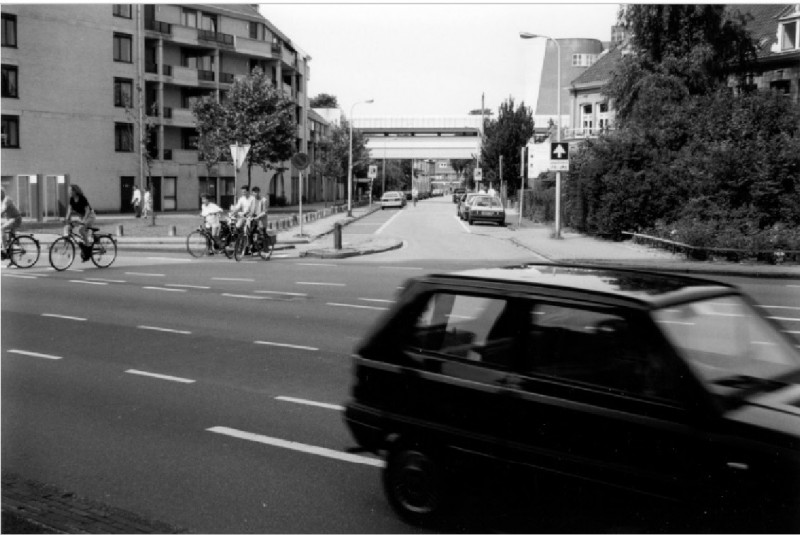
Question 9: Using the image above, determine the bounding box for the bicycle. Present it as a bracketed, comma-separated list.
[49, 221, 117, 271]
[2, 229, 41, 268]
[186, 217, 235, 259]
[233, 216, 275, 262]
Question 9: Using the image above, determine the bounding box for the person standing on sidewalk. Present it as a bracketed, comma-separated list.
[131, 186, 141, 218]
[142, 186, 152, 218]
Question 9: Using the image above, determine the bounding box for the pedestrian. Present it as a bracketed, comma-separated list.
[142, 186, 152, 217]
[488, 184, 497, 197]
[200, 194, 224, 251]
[1, 187, 23, 255]
[63, 184, 96, 262]
[131, 185, 141, 218]
[412, 187, 419, 207]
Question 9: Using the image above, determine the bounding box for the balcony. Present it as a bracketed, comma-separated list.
[563, 126, 614, 139]
[198, 70, 215, 82]
[220, 72, 235, 84]
[171, 107, 195, 127]
[145, 19, 171, 35]
[236, 36, 273, 57]
[198, 29, 234, 46]
[169, 149, 199, 164]
[171, 65, 199, 86]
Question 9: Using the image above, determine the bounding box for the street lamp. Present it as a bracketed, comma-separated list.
[520, 31, 563, 238]
[348, 98, 374, 217]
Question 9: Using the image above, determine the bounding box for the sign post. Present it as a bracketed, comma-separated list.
[292, 152, 310, 237]
[519, 146, 528, 226]
[550, 142, 569, 237]
[367, 165, 378, 206]
[230, 142, 251, 193]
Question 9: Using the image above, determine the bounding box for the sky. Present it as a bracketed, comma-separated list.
[258, 2, 621, 118]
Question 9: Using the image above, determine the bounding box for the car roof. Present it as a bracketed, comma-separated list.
[424, 263, 737, 309]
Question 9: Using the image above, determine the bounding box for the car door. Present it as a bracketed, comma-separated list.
[502, 297, 704, 500]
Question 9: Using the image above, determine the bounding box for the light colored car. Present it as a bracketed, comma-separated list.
[467, 195, 505, 226]
[457, 193, 488, 220]
[381, 191, 405, 210]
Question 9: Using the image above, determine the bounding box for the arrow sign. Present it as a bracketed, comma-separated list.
[551, 142, 569, 160]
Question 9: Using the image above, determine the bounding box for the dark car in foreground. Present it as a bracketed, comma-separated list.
[344, 264, 800, 529]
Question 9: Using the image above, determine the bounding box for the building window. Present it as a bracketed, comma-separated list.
[113, 78, 133, 108]
[770, 79, 791, 95]
[2, 115, 20, 148]
[163, 177, 177, 211]
[181, 129, 198, 150]
[780, 21, 798, 51]
[200, 13, 217, 32]
[115, 122, 134, 152]
[113, 33, 132, 63]
[2, 14, 17, 48]
[2, 65, 18, 98]
[112, 5, 132, 19]
[581, 104, 594, 134]
[571, 53, 597, 67]
[182, 8, 197, 28]
[249, 21, 259, 39]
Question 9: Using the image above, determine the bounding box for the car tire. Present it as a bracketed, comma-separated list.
[468, 218, 474, 225]
[383, 442, 448, 527]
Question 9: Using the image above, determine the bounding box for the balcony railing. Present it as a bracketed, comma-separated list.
[220, 72, 235, 84]
[145, 19, 171, 34]
[198, 29, 234, 46]
[563, 126, 614, 139]
[198, 70, 215, 82]
[145, 63, 172, 76]
[271, 42, 281, 54]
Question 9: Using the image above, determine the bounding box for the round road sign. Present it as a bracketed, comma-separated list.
[292, 152, 310, 170]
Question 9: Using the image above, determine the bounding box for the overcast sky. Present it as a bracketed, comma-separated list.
[259, 2, 622, 118]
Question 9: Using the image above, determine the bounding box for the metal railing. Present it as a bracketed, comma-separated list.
[145, 19, 171, 34]
[563, 126, 615, 139]
[220, 72, 235, 84]
[198, 29, 234, 46]
[198, 70, 214, 82]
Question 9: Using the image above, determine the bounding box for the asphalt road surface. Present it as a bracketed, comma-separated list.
[3, 198, 799, 533]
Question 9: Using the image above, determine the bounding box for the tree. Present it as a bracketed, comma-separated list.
[311, 120, 371, 203]
[192, 67, 295, 189]
[124, 82, 158, 225]
[310, 93, 339, 108]
[479, 97, 535, 196]
[449, 159, 472, 183]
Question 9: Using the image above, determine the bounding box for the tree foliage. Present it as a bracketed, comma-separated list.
[192, 67, 295, 188]
[480, 97, 535, 195]
[310, 120, 371, 201]
[310, 93, 339, 108]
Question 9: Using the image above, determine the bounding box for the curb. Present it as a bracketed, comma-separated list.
[300, 239, 404, 259]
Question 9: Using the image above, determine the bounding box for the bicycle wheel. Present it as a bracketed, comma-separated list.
[49, 237, 75, 271]
[257, 233, 273, 261]
[8, 235, 41, 268]
[90, 235, 117, 268]
[233, 234, 248, 262]
[186, 230, 210, 258]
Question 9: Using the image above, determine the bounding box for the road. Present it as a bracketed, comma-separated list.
[3, 196, 799, 533]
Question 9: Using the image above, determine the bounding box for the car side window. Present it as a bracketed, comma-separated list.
[410, 292, 516, 368]
[524, 303, 679, 401]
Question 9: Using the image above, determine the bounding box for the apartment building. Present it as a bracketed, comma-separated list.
[1, 4, 311, 218]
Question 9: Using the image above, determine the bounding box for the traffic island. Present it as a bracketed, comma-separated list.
[300, 238, 403, 259]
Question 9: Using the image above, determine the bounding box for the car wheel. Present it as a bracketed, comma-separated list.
[383, 442, 448, 526]
[468, 218, 474, 225]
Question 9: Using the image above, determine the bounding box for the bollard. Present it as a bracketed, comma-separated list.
[116, 224, 124, 237]
[168, 225, 177, 237]
[333, 222, 343, 250]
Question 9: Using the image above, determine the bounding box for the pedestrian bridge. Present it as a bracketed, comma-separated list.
[353, 116, 483, 159]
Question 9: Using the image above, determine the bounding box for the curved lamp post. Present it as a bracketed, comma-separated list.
[520, 32, 562, 238]
[348, 99, 374, 216]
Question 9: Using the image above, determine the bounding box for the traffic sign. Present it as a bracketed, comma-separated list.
[368, 165, 378, 179]
[549, 161, 570, 172]
[291, 152, 310, 170]
[474, 167, 483, 181]
[551, 142, 569, 161]
[230, 143, 251, 169]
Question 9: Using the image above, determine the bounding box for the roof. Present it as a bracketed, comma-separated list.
[571, 45, 625, 86]
[733, 4, 799, 59]
[434, 263, 735, 308]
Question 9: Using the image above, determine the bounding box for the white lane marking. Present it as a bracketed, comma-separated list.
[457, 216, 472, 233]
[138, 325, 191, 335]
[70, 280, 107, 285]
[223, 293, 270, 300]
[358, 298, 395, 304]
[758, 305, 800, 311]
[145, 257, 192, 262]
[378, 266, 423, 270]
[7, 349, 62, 360]
[788, 285, 800, 289]
[297, 281, 346, 287]
[255, 340, 319, 351]
[166, 283, 210, 290]
[327, 302, 389, 311]
[2, 274, 38, 279]
[375, 210, 403, 235]
[143, 286, 187, 293]
[769, 316, 800, 322]
[213, 277, 255, 282]
[276, 396, 344, 411]
[85, 278, 126, 283]
[125, 369, 195, 384]
[125, 272, 165, 277]
[206, 426, 384, 468]
[271, 254, 290, 258]
[255, 290, 308, 297]
[42, 313, 87, 321]
[298, 263, 337, 267]
[785, 330, 800, 335]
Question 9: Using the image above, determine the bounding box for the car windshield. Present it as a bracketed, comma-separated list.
[653, 295, 800, 395]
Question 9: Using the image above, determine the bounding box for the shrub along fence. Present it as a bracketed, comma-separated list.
[623, 232, 800, 264]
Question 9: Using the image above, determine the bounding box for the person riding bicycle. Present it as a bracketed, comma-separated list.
[229, 185, 255, 230]
[63, 184, 96, 262]
[1, 187, 23, 257]
[200, 194, 224, 251]
[251, 186, 269, 240]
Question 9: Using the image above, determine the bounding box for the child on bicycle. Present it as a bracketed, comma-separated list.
[200, 194, 224, 250]
[1, 187, 22, 256]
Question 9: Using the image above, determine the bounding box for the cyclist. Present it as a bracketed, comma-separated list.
[251, 186, 269, 241]
[199, 194, 224, 251]
[1, 187, 23, 257]
[63, 184, 96, 262]
[229, 185, 255, 231]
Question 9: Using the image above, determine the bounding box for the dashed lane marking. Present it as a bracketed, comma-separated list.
[327, 302, 389, 311]
[7, 349, 63, 360]
[166, 284, 210, 290]
[254, 290, 308, 297]
[70, 280, 107, 285]
[212, 277, 255, 282]
[769, 316, 800, 322]
[143, 286, 187, 292]
[84, 277, 126, 283]
[276, 396, 344, 411]
[2, 274, 38, 279]
[297, 282, 346, 287]
[254, 340, 319, 351]
[358, 298, 394, 304]
[206, 426, 384, 468]
[42, 313, 87, 321]
[758, 305, 800, 311]
[125, 369, 195, 384]
[138, 325, 191, 335]
[124, 272, 166, 277]
[222, 293, 271, 300]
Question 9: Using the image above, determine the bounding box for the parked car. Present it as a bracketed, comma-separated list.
[344, 264, 800, 529]
[457, 193, 488, 220]
[467, 195, 505, 226]
[452, 188, 466, 203]
[380, 191, 406, 210]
